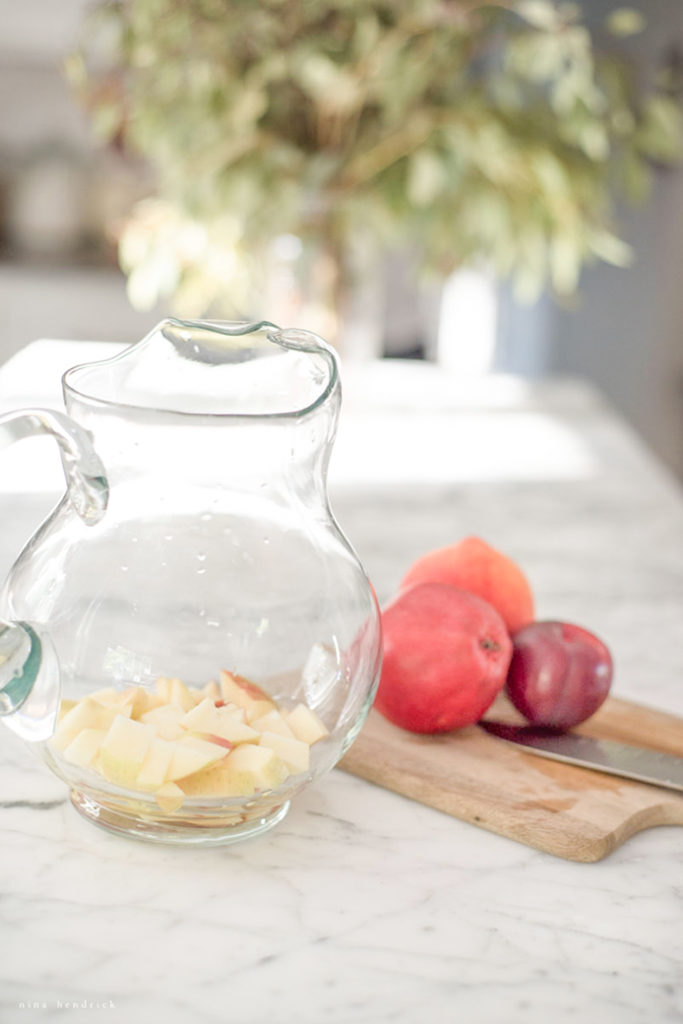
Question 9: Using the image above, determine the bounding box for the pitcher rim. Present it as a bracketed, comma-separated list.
[61, 318, 340, 421]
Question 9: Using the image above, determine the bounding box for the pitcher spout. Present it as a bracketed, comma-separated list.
[0, 620, 60, 741]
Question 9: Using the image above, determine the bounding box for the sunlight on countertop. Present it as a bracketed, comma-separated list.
[0, 340, 598, 493]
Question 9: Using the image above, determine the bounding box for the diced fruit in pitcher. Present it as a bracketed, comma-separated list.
[166, 735, 229, 781]
[98, 716, 157, 786]
[181, 698, 221, 731]
[51, 698, 131, 752]
[227, 743, 290, 789]
[285, 704, 329, 745]
[199, 679, 221, 702]
[156, 676, 197, 712]
[180, 744, 289, 797]
[57, 699, 77, 722]
[250, 709, 296, 739]
[184, 732, 234, 751]
[62, 727, 107, 769]
[181, 699, 259, 744]
[50, 670, 328, 809]
[136, 737, 177, 789]
[140, 703, 186, 740]
[219, 670, 277, 721]
[119, 686, 165, 718]
[258, 731, 310, 774]
[155, 782, 185, 813]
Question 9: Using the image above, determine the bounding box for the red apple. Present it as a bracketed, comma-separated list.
[400, 536, 534, 635]
[506, 621, 613, 729]
[375, 583, 513, 733]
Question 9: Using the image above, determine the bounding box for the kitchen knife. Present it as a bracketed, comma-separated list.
[480, 721, 683, 793]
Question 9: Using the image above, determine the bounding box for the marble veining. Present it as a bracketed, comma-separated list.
[1, 346, 682, 1023]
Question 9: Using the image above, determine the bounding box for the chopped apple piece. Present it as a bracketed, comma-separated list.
[258, 730, 310, 774]
[137, 737, 176, 789]
[140, 703, 186, 740]
[168, 678, 196, 712]
[57, 698, 77, 722]
[212, 717, 260, 744]
[155, 676, 196, 709]
[155, 782, 185, 813]
[165, 735, 228, 782]
[200, 679, 221, 702]
[251, 709, 296, 739]
[219, 670, 276, 721]
[62, 727, 107, 769]
[51, 698, 131, 752]
[285, 703, 329, 745]
[184, 731, 233, 750]
[155, 676, 173, 702]
[178, 759, 253, 797]
[120, 686, 165, 719]
[179, 744, 289, 797]
[98, 716, 157, 786]
[182, 699, 258, 744]
[226, 743, 290, 790]
[181, 697, 219, 732]
[216, 703, 247, 722]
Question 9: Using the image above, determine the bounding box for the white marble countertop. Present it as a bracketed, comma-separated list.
[1, 342, 682, 1023]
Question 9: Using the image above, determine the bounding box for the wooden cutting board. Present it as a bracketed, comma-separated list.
[338, 695, 683, 862]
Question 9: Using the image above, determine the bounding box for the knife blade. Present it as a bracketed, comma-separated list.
[479, 721, 683, 793]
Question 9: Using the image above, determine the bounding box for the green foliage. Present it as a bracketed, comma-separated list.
[71, 0, 683, 313]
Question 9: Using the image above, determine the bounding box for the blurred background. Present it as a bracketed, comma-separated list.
[1, 0, 682, 477]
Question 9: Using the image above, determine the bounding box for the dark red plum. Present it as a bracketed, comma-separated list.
[506, 621, 613, 730]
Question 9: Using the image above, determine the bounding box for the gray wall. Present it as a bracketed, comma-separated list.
[496, 1, 683, 478]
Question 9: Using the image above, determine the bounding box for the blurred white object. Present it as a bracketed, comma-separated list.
[437, 266, 498, 375]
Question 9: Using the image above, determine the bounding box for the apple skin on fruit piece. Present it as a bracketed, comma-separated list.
[375, 583, 513, 734]
[184, 731, 234, 751]
[51, 698, 132, 752]
[98, 716, 158, 786]
[506, 620, 613, 729]
[219, 670, 277, 721]
[285, 704, 329, 745]
[400, 536, 534, 635]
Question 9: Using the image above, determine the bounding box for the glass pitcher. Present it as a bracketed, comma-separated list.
[0, 319, 382, 844]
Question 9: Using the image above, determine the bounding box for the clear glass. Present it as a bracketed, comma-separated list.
[0, 319, 382, 844]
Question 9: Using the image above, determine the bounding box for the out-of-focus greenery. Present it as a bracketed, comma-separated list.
[68, 0, 682, 315]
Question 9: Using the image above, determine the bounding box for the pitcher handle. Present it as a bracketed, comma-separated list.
[0, 409, 108, 738]
[0, 408, 109, 524]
